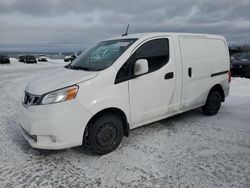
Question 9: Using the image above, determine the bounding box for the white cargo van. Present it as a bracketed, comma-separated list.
[19, 33, 230, 154]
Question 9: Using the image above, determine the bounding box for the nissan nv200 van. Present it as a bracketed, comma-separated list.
[19, 33, 230, 154]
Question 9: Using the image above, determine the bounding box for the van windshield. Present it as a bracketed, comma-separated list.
[68, 38, 137, 71]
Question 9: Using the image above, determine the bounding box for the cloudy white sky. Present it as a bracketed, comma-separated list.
[0, 0, 250, 51]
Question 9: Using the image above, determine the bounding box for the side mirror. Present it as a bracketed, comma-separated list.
[134, 59, 149, 76]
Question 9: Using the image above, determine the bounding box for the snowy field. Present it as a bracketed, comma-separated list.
[0, 59, 250, 187]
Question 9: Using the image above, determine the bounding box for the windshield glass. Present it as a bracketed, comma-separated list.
[69, 39, 137, 71]
[232, 53, 243, 59]
[239, 53, 250, 60]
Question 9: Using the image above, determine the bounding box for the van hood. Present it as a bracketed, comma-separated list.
[26, 67, 98, 95]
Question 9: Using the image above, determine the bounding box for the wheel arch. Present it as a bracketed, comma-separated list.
[85, 107, 130, 137]
[209, 84, 225, 102]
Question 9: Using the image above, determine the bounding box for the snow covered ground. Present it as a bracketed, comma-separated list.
[0, 59, 249, 187]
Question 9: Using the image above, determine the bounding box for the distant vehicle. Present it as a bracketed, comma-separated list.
[64, 55, 77, 62]
[19, 32, 230, 155]
[19, 55, 37, 64]
[231, 53, 250, 78]
[18, 56, 26, 63]
[230, 52, 244, 61]
[239, 53, 250, 61]
[0, 55, 10, 64]
[25, 56, 37, 63]
[38, 55, 48, 62]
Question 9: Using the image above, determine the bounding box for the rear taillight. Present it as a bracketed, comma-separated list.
[228, 70, 231, 83]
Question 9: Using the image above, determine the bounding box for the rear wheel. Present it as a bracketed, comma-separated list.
[84, 114, 124, 155]
[202, 90, 222, 115]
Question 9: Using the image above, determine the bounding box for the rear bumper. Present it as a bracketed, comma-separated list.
[18, 99, 93, 150]
[231, 66, 250, 77]
[224, 83, 230, 99]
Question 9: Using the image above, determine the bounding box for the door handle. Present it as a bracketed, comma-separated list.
[188, 67, 192, 77]
[164, 72, 174, 80]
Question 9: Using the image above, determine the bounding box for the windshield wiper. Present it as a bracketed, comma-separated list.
[65, 64, 97, 71]
[70, 65, 92, 71]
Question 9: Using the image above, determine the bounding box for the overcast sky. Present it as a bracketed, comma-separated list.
[0, 0, 250, 51]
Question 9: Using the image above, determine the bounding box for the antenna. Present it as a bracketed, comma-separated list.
[122, 24, 130, 37]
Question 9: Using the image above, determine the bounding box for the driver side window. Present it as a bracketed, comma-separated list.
[135, 38, 169, 73]
[115, 38, 169, 84]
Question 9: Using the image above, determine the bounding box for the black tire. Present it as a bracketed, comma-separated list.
[202, 90, 222, 115]
[244, 70, 250, 78]
[84, 114, 124, 155]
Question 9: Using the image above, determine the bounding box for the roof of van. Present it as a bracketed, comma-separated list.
[107, 32, 225, 40]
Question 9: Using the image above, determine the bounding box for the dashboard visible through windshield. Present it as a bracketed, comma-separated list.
[67, 38, 137, 71]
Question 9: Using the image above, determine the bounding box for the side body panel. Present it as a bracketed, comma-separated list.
[179, 36, 230, 111]
[207, 39, 230, 98]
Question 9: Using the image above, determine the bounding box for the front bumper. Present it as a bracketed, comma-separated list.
[18, 99, 92, 150]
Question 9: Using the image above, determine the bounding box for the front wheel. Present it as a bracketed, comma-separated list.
[202, 90, 222, 115]
[84, 114, 124, 155]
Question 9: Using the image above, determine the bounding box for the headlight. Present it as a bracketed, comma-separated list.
[41, 85, 79, 105]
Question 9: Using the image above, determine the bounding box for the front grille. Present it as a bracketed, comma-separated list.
[23, 92, 41, 106]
